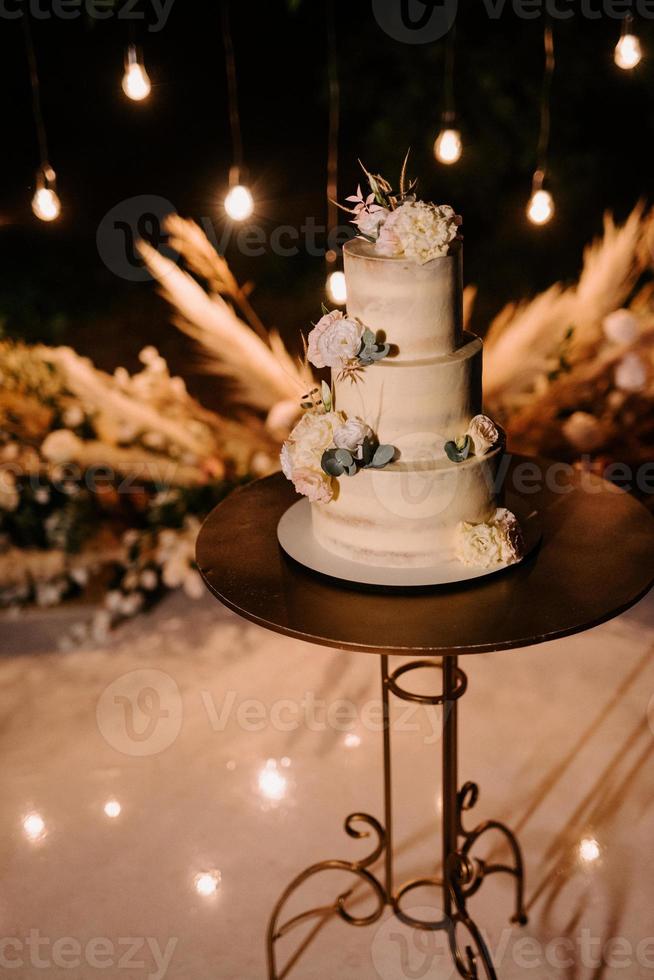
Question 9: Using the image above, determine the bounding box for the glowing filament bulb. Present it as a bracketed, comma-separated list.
[257, 760, 287, 802]
[122, 45, 151, 101]
[103, 799, 121, 819]
[32, 166, 60, 222]
[434, 128, 462, 165]
[23, 812, 47, 842]
[224, 184, 254, 221]
[527, 188, 554, 226]
[615, 32, 642, 70]
[326, 270, 346, 305]
[194, 870, 221, 897]
[578, 837, 601, 864]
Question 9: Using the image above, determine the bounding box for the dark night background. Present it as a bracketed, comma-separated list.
[3, 0, 653, 391]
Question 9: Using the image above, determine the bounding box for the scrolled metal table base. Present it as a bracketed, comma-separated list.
[267, 656, 527, 979]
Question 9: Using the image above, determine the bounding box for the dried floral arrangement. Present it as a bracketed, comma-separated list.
[481, 205, 654, 503]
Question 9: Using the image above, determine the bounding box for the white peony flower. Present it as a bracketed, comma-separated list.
[603, 309, 639, 345]
[615, 352, 648, 392]
[307, 311, 364, 369]
[456, 521, 504, 567]
[375, 200, 460, 264]
[456, 508, 523, 568]
[562, 411, 605, 452]
[292, 467, 334, 504]
[466, 415, 499, 455]
[288, 410, 342, 454]
[0, 470, 19, 512]
[333, 417, 374, 455]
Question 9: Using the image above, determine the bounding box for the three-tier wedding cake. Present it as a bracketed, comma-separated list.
[280, 163, 523, 571]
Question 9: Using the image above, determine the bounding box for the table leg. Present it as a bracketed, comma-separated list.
[266, 656, 527, 980]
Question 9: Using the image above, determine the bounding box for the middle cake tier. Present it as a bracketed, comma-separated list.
[334, 332, 482, 462]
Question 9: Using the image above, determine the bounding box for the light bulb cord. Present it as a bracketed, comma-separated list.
[442, 25, 456, 125]
[23, 11, 51, 177]
[222, 0, 244, 184]
[534, 22, 555, 189]
[326, 0, 340, 247]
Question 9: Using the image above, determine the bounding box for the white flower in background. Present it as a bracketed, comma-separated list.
[562, 411, 605, 452]
[307, 311, 364, 369]
[375, 201, 460, 264]
[333, 417, 373, 455]
[41, 429, 82, 464]
[62, 404, 84, 428]
[292, 468, 334, 504]
[615, 352, 648, 392]
[603, 309, 639, 345]
[456, 508, 523, 568]
[0, 471, 19, 512]
[466, 415, 499, 455]
[266, 399, 301, 439]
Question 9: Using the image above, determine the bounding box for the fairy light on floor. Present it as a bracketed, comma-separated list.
[258, 759, 288, 802]
[122, 44, 151, 101]
[194, 870, 222, 897]
[578, 836, 601, 865]
[103, 799, 122, 819]
[22, 812, 47, 842]
[344, 732, 361, 749]
[527, 26, 555, 228]
[615, 16, 642, 70]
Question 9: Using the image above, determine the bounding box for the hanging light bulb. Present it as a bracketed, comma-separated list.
[122, 44, 151, 101]
[615, 28, 642, 70]
[326, 270, 346, 305]
[527, 171, 554, 226]
[434, 127, 462, 165]
[224, 183, 254, 221]
[32, 165, 61, 222]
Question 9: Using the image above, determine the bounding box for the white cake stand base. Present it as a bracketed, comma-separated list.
[277, 494, 541, 588]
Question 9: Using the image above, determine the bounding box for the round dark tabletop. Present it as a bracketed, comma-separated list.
[196, 456, 654, 657]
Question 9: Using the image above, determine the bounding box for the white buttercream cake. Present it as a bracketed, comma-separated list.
[280, 168, 523, 571]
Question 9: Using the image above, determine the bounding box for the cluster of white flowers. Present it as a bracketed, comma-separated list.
[456, 508, 524, 569]
[307, 310, 364, 370]
[374, 201, 461, 264]
[280, 410, 373, 503]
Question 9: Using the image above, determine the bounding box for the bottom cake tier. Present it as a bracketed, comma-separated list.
[311, 446, 504, 568]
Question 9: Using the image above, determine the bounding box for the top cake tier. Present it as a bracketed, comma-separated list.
[343, 238, 464, 360]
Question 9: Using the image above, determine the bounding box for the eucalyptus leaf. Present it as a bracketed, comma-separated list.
[321, 450, 344, 477]
[334, 448, 354, 467]
[370, 444, 395, 468]
[444, 435, 472, 463]
[360, 436, 376, 466]
[344, 462, 358, 477]
[362, 328, 376, 347]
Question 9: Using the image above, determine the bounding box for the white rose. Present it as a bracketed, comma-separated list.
[615, 352, 647, 392]
[562, 412, 605, 452]
[41, 429, 83, 464]
[307, 311, 364, 369]
[333, 417, 374, 454]
[292, 467, 334, 504]
[456, 521, 504, 567]
[603, 309, 639, 345]
[377, 200, 460, 264]
[467, 415, 499, 455]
